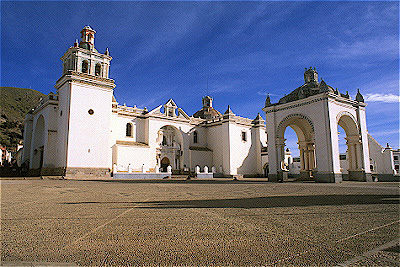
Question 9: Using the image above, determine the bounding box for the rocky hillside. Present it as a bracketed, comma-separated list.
[1, 87, 45, 148]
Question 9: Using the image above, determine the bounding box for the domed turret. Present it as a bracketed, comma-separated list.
[193, 96, 222, 120]
[304, 67, 318, 83]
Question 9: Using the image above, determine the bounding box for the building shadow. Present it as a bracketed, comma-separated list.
[61, 194, 399, 209]
[88, 179, 270, 185]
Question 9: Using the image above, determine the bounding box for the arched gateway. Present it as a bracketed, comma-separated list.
[263, 67, 372, 183]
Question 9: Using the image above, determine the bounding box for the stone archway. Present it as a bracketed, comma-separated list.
[276, 114, 315, 181]
[263, 68, 372, 183]
[337, 112, 364, 181]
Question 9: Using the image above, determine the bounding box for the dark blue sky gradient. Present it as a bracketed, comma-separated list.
[1, 1, 399, 151]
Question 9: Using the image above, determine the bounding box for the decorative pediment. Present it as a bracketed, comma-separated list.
[163, 99, 178, 117]
[149, 105, 163, 115]
[164, 99, 177, 107]
[177, 108, 190, 119]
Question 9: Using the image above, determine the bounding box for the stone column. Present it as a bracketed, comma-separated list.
[306, 142, 316, 171]
[298, 141, 312, 180]
[356, 142, 363, 170]
[298, 142, 306, 171]
[347, 135, 366, 181]
[347, 145, 353, 170]
[350, 143, 357, 169]
[276, 138, 286, 181]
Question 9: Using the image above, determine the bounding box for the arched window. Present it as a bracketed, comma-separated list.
[82, 60, 89, 73]
[95, 63, 101, 76]
[162, 136, 167, 146]
[126, 123, 132, 137]
[193, 131, 198, 143]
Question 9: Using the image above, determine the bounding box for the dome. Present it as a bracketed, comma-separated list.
[193, 107, 222, 120]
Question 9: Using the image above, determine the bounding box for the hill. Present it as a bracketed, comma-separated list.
[1, 87, 45, 148]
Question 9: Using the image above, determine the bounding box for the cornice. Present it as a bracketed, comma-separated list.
[32, 100, 59, 115]
[55, 71, 115, 91]
[61, 47, 112, 61]
[263, 92, 366, 114]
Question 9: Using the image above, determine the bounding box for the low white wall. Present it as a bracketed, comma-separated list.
[115, 145, 151, 171]
[190, 150, 213, 170]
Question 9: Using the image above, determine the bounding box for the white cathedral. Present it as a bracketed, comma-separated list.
[22, 26, 398, 182]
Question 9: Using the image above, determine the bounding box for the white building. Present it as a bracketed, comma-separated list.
[22, 26, 267, 179]
[22, 26, 398, 181]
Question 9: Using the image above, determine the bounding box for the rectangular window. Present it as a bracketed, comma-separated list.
[394, 156, 399, 160]
[241, 131, 247, 142]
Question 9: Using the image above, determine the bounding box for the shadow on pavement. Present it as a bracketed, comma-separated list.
[61, 194, 400, 209]
[84, 179, 270, 184]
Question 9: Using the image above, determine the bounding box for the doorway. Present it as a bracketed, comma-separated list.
[161, 157, 170, 172]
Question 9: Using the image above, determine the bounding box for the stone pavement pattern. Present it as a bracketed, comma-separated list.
[1, 179, 399, 266]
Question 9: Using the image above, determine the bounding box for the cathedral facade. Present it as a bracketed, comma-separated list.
[22, 26, 398, 181]
[22, 26, 267, 179]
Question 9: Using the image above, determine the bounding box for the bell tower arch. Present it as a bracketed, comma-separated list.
[263, 68, 372, 183]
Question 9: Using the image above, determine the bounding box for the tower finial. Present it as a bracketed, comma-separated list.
[304, 66, 318, 83]
[202, 95, 213, 108]
[265, 93, 271, 107]
[356, 88, 364, 102]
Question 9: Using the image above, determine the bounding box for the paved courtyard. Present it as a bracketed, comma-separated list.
[1, 179, 399, 266]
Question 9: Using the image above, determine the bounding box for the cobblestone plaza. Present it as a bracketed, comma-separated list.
[1, 179, 399, 266]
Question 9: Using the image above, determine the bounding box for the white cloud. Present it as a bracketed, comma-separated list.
[364, 93, 400, 103]
[327, 35, 398, 60]
[368, 129, 400, 137]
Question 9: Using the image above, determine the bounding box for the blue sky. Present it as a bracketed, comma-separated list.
[1, 1, 399, 154]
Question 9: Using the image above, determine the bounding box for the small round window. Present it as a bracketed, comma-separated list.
[88, 109, 94, 115]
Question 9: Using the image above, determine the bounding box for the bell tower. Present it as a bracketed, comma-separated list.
[60, 26, 111, 78]
[55, 26, 115, 178]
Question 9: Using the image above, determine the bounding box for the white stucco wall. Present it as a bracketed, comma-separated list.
[207, 123, 228, 173]
[190, 150, 213, 170]
[56, 82, 72, 168]
[229, 123, 253, 175]
[113, 145, 151, 171]
[66, 82, 113, 168]
[111, 114, 137, 143]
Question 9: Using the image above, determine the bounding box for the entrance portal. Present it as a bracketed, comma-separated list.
[161, 157, 170, 172]
[156, 125, 183, 171]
